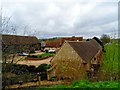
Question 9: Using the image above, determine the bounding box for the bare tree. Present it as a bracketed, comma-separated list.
[22, 24, 39, 37]
[1, 13, 27, 90]
[1, 8, 41, 89]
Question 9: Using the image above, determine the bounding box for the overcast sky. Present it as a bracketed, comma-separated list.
[1, 0, 119, 39]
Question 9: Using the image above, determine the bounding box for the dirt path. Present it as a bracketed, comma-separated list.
[5, 80, 65, 89]
[16, 57, 53, 67]
[30, 51, 44, 55]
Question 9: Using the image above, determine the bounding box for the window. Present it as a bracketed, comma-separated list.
[94, 57, 96, 61]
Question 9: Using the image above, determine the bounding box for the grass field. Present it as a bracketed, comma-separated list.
[100, 40, 119, 80]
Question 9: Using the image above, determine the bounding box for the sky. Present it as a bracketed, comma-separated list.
[1, 0, 119, 39]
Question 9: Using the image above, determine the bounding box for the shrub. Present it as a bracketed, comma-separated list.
[50, 76, 56, 81]
[28, 65, 36, 73]
[100, 34, 111, 45]
[37, 53, 55, 59]
[3, 63, 30, 75]
[36, 64, 51, 72]
[28, 55, 37, 58]
[29, 50, 35, 53]
[27, 53, 55, 59]
[36, 64, 51, 80]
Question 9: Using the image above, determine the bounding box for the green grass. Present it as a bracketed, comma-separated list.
[100, 40, 119, 79]
[28, 53, 55, 59]
[37, 80, 119, 89]
[36, 53, 55, 59]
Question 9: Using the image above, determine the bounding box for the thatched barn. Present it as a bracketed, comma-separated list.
[47, 39, 103, 81]
[1, 34, 40, 53]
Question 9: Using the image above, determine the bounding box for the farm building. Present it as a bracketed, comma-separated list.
[44, 39, 60, 52]
[44, 36, 83, 52]
[59, 36, 83, 46]
[47, 39, 103, 81]
[1, 34, 40, 53]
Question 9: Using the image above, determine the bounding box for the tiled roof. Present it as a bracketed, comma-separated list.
[68, 40, 101, 63]
[45, 37, 83, 48]
[45, 39, 61, 48]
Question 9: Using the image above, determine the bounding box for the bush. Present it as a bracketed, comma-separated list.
[3, 73, 37, 85]
[36, 64, 51, 72]
[100, 34, 111, 45]
[4, 64, 29, 75]
[50, 76, 56, 81]
[27, 53, 55, 59]
[30, 50, 35, 53]
[14, 64, 29, 75]
[28, 55, 37, 58]
[37, 53, 55, 59]
[28, 65, 36, 73]
[36, 64, 51, 80]
[3, 64, 29, 74]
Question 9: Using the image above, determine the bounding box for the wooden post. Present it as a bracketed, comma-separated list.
[38, 76, 41, 86]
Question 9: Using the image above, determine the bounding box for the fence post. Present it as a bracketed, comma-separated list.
[38, 76, 41, 86]
[37, 72, 41, 86]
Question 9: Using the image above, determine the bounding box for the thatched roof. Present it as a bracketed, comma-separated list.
[68, 40, 101, 63]
[2, 34, 40, 45]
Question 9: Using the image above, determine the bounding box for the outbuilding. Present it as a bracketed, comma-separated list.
[47, 39, 103, 81]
